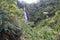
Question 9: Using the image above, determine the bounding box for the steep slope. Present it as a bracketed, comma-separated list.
[19, 10, 60, 40]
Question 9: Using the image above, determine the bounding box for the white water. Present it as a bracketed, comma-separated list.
[24, 7, 28, 21]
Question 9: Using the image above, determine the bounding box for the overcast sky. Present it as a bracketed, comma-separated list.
[18, 0, 38, 4]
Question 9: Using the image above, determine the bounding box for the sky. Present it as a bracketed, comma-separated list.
[18, 0, 38, 4]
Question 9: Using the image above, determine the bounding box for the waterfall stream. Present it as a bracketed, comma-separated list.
[23, 6, 28, 21]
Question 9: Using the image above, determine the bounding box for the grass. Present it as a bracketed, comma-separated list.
[18, 11, 60, 40]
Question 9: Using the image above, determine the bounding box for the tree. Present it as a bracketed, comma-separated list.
[0, 0, 23, 40]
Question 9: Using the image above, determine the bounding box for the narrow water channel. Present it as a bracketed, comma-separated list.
[23, 6, 28, 21]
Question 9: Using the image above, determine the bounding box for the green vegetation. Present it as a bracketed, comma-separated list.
[0, 0, 60, 40]
[0, 0, 23, 40]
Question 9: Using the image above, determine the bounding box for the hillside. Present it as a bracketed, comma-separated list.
[19, 10, 60, 40]
[0, 0, 60, 40]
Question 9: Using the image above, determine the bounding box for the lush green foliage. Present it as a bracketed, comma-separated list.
[19, 0, 60, 40]
[0, 0, 60, 40]
[0, 0, 23, 40]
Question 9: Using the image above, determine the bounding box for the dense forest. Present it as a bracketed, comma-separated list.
[0, 0, 60, 40]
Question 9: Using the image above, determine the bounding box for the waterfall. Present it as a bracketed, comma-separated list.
[23, 6, 28, 21]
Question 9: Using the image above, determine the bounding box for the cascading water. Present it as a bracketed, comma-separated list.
[23, 6, 28, 21]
